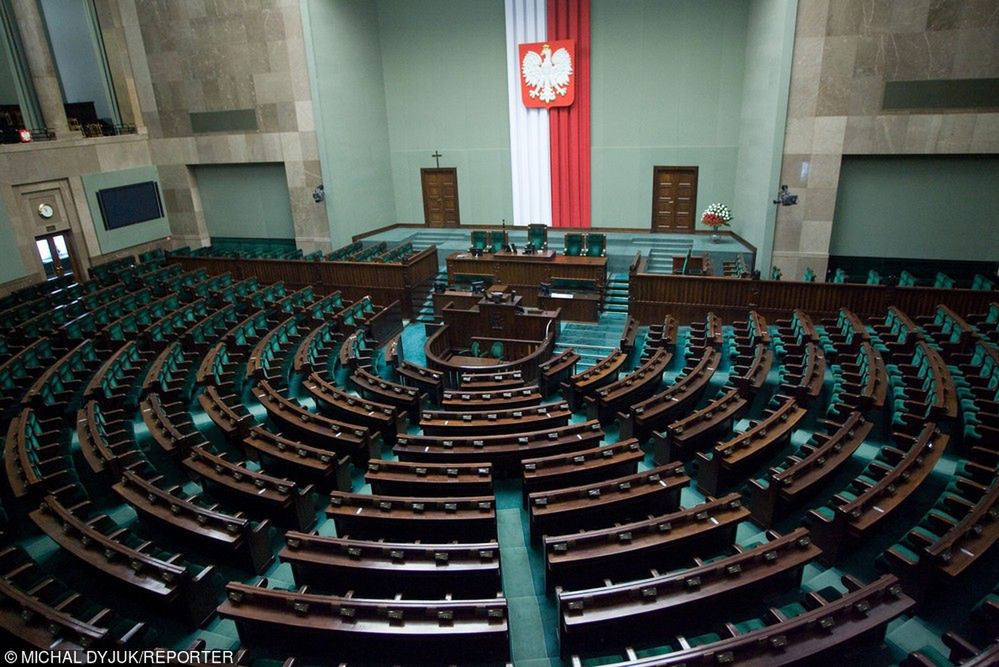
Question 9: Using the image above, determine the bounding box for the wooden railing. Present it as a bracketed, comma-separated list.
[166, 246, 438, 319]
[424, 323, 557, 387]
[628, 257, 994, 323]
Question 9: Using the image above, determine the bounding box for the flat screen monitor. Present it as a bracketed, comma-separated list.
[97, 181, 163, 230]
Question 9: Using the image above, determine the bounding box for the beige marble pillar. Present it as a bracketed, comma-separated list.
[11, 0, 69, 136]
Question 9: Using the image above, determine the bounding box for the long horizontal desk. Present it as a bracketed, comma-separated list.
[447, 251, 607, 308]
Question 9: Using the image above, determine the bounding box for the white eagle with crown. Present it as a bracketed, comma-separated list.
[522, 43, 573, 103]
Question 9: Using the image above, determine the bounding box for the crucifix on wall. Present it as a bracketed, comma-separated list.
[432, 151, 442, 168]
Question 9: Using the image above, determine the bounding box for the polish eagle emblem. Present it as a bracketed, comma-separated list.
[519, 40, 575, 108]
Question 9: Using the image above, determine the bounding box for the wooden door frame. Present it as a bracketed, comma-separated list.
[651, 165, 698, 231]
[420, 167, 460, 227]
[34, 230, 83, 279]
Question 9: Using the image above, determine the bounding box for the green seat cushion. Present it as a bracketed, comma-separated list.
[685, 632, 721, 647]
[731, 618, 767, 635]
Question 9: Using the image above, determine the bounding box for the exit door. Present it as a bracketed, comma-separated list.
[35, 232, 78, 278]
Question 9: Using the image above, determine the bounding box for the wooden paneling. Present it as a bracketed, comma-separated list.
[628, 270, 994, 323]
[447, 252, 606, 308]
[166, 247, 438, 319]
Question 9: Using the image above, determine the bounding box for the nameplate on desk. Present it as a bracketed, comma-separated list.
[550, 292, 574, 299]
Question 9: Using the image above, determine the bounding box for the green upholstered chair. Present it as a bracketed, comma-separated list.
[528, 223, 548, 250]
[584, 232, 606, 257]
[563, 232, 584, 256]
[899, 270, 918, 287]
[867, 269, 881, 285]
[469, 230, 487, 252]
[489, 341, 504, 359]
[487, 229, 507, 254]
[802, 266, 816, 282]
[832, 268, 847, 283]
[972, 274, 994, 291]
[770, 266, 782, 280]
[935, 271, 954, 289]
[470, 341, 481, 357]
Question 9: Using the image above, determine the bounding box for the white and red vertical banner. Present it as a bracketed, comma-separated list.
[506, 0, 551, 227]
[506, 0, 590, 228]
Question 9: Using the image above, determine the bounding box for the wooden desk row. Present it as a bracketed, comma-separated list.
[218, 579, 509, 663]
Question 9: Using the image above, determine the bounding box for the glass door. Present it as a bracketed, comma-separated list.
[35, 232, 77, 278]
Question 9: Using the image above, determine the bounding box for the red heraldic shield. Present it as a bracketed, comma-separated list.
[519, 40, 575, 108]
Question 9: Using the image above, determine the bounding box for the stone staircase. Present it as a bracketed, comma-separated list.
[410, 271, 445, 323]
[638, 236, 694, 274]
[554, 313, 634, 371]
[603, 273, 629, 314]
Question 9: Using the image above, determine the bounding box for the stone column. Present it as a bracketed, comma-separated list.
[11, 0, 69, 136]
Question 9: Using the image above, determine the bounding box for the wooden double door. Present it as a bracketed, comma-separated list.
[652, 166, 698, 231]
[421, 168, 460, 227]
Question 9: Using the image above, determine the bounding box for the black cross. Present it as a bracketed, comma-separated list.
[432, 151, 442, 168]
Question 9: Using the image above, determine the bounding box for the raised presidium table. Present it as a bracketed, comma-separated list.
[446, 249, 607, 321]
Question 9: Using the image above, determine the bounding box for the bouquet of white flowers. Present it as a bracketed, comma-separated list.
[701, 203, 732, 228]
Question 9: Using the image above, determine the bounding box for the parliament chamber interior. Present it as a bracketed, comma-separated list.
[0, 0, 996, 665]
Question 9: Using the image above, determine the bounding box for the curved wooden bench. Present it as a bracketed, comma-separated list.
[441, 384, 543, 412]
[396, 360, 444, 403]
[557, 528, 821, 652]
[198, 385, 253, 440]
[521, 438, 643, 503]
[350, 367, 424, 421]
[654, 386, 748, 464]
[543, 493, 748, 591]
[280, 532, 501, 597]
[182, 445, 315, 531]
[0, 545, 148, 649]
[419, 402, 571, 437]
[538, 348, 579, 397]
[586, 348, 671, 423]
[807, 423, 948, 564]
[29, 494, 219, 625]
[582, 574, 912, 666]
[621, 347, 722, 443]
[748, 411, 872, 527]
[393, 420, 604, 475]
[113, 469, 273, 574]
[140, 393, 207, 455]
[529, 463, 688, 543]
[302, 372, 404, 444]
[561, 349, 626, 410]
[696, 396, 808, 496]
[251, 380, 373, 461]
[218, 580, 509, 663]
[326, 491, 496, 542]
[242, 426, 352, 492]
[365, 460, 493, 496]
[4, 407, 73, 500]
[459, 368, 526, 390]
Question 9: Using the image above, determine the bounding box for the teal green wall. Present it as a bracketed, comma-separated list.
[82, 165, 171, 254]
[305, 0, 795, 237]
[732, 0, 797, 260]
[304, 0, 396, 246]
[590, 0, 749, 229]
[831, 156, 999, 261]
[194, 163, 296, 240]
[0, 192, 27, 284]
[377, 0, 512, 226]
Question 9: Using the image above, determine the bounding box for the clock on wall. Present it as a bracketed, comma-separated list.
[37, 203, 54, 219]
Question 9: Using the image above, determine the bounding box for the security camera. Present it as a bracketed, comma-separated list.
[312, 184, 325, 203]
[773, 185, 798, 206]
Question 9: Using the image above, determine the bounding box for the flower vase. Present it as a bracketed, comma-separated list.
[710, 230, 721, 243]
